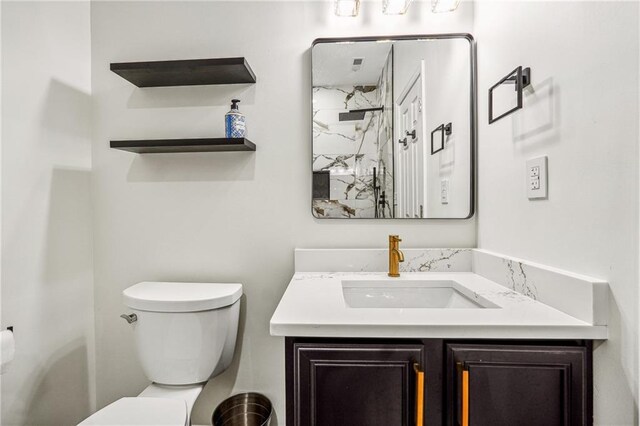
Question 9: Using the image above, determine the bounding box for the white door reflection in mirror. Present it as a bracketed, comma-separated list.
[396, 63, 426, 218]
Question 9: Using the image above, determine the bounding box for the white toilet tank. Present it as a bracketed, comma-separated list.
[122, 282, 242, 385]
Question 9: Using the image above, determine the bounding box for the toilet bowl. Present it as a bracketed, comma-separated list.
[78, 282, 242, 426]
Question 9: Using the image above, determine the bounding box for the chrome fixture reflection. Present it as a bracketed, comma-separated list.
[383, 0, 413, 15]
[335, 0, 360, 16]
[338, 107, 384, 122]
[431, 0, 461, 13]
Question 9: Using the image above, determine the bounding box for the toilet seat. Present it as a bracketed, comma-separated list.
[78, 397, 188, 426]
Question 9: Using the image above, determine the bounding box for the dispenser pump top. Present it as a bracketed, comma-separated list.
[230, 99, 240, 110]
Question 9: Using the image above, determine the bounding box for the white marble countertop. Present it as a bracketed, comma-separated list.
[270, 271, 608, 340]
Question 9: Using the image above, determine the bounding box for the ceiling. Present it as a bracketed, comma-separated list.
[312, 41, 392, 87]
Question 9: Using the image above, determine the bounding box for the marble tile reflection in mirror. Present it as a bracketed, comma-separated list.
[311, 35, 476, 219]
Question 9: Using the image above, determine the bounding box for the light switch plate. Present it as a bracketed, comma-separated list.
[440, 179, 449, 204]
[527, 156, 548, 199]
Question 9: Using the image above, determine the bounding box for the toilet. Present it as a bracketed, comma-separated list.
[79, 281, 243, 426]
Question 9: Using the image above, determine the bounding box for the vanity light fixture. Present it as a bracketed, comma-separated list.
[335, 0, 360, 17]
[382, 0, 413, 15]
[431, 0, 461, 13]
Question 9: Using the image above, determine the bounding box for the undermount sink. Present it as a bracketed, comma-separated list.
[341, 279, 499, 309]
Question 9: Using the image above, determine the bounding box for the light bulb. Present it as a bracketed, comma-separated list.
[335, 0, 360, 17]
[383, 0, 413, 15]
[431, 0, 461, 13]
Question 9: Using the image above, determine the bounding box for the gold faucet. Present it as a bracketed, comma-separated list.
[388, 235, 405, 277]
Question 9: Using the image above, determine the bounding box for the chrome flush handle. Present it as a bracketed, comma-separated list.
[120, 313, 137, 324]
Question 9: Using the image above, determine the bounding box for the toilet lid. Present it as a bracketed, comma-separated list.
[123, 281, 243, 312]
[78, 397, 187, 426]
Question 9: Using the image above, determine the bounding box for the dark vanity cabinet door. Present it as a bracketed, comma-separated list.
[446, 344, 592, 426]
[288, 340, 427, 426]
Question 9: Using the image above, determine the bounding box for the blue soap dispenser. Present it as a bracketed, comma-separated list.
[225, 99, 246, 138]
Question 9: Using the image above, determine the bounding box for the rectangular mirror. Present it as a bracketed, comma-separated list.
[311, 34, 476, 219]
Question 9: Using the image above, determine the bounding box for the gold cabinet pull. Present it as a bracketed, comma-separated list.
[414, 363, 424, 426]
[462, 369, 469, 426]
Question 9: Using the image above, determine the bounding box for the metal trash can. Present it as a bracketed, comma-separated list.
[212, 392, 273, 426]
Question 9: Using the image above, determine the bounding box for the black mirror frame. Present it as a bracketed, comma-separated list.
[311, 34, 477, 220]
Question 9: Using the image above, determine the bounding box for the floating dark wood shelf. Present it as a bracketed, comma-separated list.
[110, 138, 256, 154]
[110, 57, 256, 87]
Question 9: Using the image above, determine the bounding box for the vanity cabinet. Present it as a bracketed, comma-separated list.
[288, 341, 428, 426]
[446, 343, 591, 426]
[286, 338, 592, 426]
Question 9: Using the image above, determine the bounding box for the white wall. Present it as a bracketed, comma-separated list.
[474, 1, 639, 424]
[90, 2, 475, 424]
[1, 2, 95, 425]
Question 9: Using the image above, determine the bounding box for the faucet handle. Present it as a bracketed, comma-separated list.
[389, 234, 402, 243]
